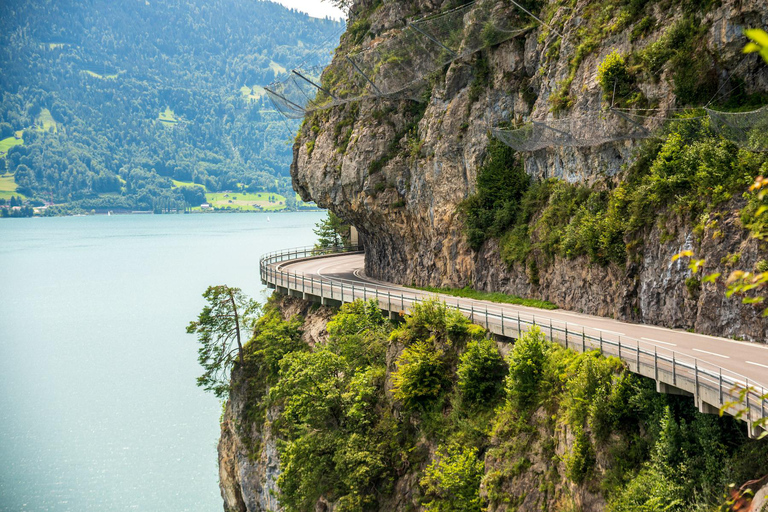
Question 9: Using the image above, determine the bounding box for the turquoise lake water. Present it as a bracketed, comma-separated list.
[0, 212, 324, 511]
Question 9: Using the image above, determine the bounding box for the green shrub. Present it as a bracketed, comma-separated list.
[246, 308, 306, 381]
[685, 277, 700, 298]
[597, 51, 634, 104]
[566, 427, 596, 484]
[392, 340, 448, 410]
[327, 299, 389, 368]
[390, 298, 484, 349]
[460, 138, 530, 250]
[457, 338, 507, 406]
[505, 327, 548, 409]
[420, 444, 486, 512]
[607, 466, 685, 512]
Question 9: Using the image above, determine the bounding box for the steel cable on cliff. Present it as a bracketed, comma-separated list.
[265, 0, 544, 119]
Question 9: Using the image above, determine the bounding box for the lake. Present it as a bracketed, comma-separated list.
[0, 212, 324, 511]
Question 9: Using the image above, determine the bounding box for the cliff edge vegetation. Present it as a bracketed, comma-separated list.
[218, 295, 768, 512]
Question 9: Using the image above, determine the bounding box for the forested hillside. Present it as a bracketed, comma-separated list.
[0, 0, 342, 212]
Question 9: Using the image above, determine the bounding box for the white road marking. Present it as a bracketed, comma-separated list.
[746, 361, 768, 370]
[693, 348, 730, 359]
[641, 337, 677, 347]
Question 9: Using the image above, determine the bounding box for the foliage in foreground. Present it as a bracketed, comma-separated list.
[233, 298, 768, 512]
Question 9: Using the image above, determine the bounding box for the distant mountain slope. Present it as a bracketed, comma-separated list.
[0, 0, 342, 212]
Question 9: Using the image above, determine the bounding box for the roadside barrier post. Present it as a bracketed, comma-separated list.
[719, 368, 723, 406]
[564, 324, 568, 349]
[672, 352, 676, 386]
[501, 310, 505, 336]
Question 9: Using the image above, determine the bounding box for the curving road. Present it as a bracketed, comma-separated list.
[276, 252, 768, 389]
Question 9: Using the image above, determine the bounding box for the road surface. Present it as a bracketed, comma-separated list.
[276, 252, 768, 389]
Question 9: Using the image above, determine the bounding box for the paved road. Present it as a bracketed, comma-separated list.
[276, 252, 768, 389]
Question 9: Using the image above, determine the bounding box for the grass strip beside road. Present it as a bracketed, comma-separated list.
[410, 285, 559, 310]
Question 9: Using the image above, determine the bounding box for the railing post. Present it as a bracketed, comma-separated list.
[694, 359, 699, 405]
[501, 310, 505, 336]
[672, 351, 676, 386]
[746, 378, 751, 417]
[341, 282, 345, 303]
[654, 346, 658, 382]
[351, 282, 355, 302]
[363, 286, 367, 301]
[388, 291, 391, 312]
[636, 340, 640, 373]
[532, 314, 536, 327]
[517, 312, 521, 337]
[565, 324, 568, 349]
[401, 293, 404, 312]
[471, 304, 474, 323]
[719, 368, 723, 406]
[485, 307, 488, 329]
[549, 320, 553, 342]
[618, 337, 621, 360]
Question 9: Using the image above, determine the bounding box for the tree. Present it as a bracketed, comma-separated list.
[313, 210, 350, 249]
[186, 285, 260, 398]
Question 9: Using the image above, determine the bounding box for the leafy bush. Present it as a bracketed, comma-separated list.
[390, 298, 484, 349]
[247, 308, 305, 381]
[566, 427, 596, 484]
[597, 51, 634, 104]
[327, 299, 389, 368]
[420, 444, 486, 512]
[460, 138, 530, 250]
[392, 340, 448, 410]
[457, 338, 507, 406]
[505, 327, 548, 409]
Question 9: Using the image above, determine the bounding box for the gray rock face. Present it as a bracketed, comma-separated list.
[218, 378, 282, 512]
[292, 0, 768, 341]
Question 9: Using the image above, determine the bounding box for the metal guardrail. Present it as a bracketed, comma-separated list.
[260, 245, 768, 436]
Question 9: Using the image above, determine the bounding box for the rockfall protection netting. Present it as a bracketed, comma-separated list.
[706, 106, 768, 153]
[266, 0, 537, 119]
[492, 106, 768, 152]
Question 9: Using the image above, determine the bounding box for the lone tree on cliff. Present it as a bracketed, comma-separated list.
[187, 285, 260, 398]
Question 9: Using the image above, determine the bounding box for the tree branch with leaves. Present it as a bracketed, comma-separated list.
[186, 285, 260, 398]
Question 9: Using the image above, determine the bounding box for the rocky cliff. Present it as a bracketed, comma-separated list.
[291, 0, 768, 341]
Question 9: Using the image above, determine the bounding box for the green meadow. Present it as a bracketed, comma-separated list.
[239, 85, 266, 102]
[171, 179, 205, 189]
[0, 173, 25, 201]
[199, 191, 287, 211]
[0, 136, 23, 156]
[36, 108, 58, 132]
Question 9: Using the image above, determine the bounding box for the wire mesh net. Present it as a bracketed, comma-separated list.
[492, 111, 652, 152]
[493, 107, 768, 152]
[706, 106, 768, 153]
[265, 0, 535, 118]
